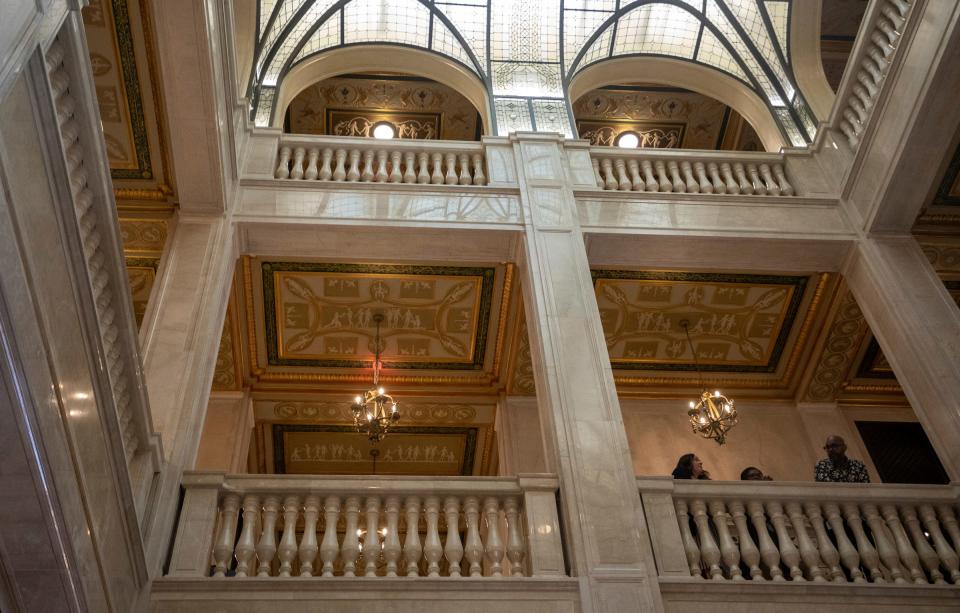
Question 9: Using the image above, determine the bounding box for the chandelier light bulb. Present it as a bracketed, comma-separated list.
[378, 387, 385, 395]
[354, 396, 362, 404]
[714, 390, 721, 397]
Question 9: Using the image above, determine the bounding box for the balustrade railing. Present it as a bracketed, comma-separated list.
[168, 473, 564, 579]
[835, 0, 915, 148]
[274, 136, 487, 186]
[588, 149, 794, 197]
[638, 478, 960, 586]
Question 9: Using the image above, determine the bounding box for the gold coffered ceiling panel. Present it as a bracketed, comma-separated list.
[82, 0, 175, 210]
[241, 257, 515, 392]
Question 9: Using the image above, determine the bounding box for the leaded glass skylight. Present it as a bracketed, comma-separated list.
[249, 0, 817, 145]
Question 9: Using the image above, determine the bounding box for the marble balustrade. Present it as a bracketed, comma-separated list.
[639, 478, 960, 586]
[835, 0, 915, 148]
[274, 135, 487, 186]
[168, 473, 564, 579]
[589, 148, 795, 196]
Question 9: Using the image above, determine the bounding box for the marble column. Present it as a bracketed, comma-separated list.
[140, 215, 236, 571]
[844, 236, 960, 479]
[195, 390, 254, 472]
[513, 133, 663, 613]
[496, 396, 548, 475]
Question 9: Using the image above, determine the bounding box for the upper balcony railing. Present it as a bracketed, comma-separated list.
[273, 135, 488, 187]
[833, 0, 916, 149]
[638, 477, 960, 586]
[167, 473, 565, 580]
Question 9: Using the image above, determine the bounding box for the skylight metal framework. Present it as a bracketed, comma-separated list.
[249, 0, 816, 145]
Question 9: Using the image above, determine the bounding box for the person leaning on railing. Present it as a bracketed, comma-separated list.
[815, 435, 870, 483]
[740, 466, 773, 481]
[672, 453, 711, 480]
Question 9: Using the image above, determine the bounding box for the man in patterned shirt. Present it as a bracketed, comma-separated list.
[815, 435, 870, 483]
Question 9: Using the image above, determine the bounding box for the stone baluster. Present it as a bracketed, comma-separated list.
[759, 164, 780, 196]
[256, 496, 280, 577]
[675, 500, 702, 578]
[640, 159, 658, 191]
[766, 501, 803, 581]
[600, 158, 617, 190]
[804, 502, 843, 582]
[901, 505, 944, 584]
[423, 496, 443, 577]
[729, 501, 761, 580]
[319, 148, 333, 180]
[234, 495, 260, 577]
[388, 151, 403, 183]
[719, 162, 739, 194]
[341, 496, 361, 577]
[464, 496, 484, 577]
[706, 162, 725, 193]
[430, 153, 445, 184]
[875, 19, 897, 52]
[444, 153, 458, 185]
[747, 501, 783, 581]
[484, 497, 506, 577]
[417, 152, 431, 184]
[937, 504, 960, 567]
[692, 161, 712, 193]
[849, 95, 868, 125]
[853, 83, 873, 114]
[708, 501, 742, 580]
[881, 504, 926, 584]
[860, 57, 882, 87]
[591, 157, 603, 188]
[374, 150, 389, 182]
[383, 496, 402, 577]
[319, 495, 341, 577]
[747, 164, 766, 196]
[298, 495, 320, 577]
[345, 150, 361, 181]
[842, 503, 883, 582]
[921, 504, 959, 583]
[304, 149, 319, 180]
[443, 497, 464, 577]
[360, 150, 375, 182]
[458, 153, 472, 185]
[690, 499, 722, 580]
[732, 163, 753, 194]
[403, 497, 422, 577]
[626, 159, 643, 191]
[823, 503, 865, 582]
[471, 153, 486, 185]
[363, 497, 382, 577]
[613, 158, 631, 191]
[784, 503, 825, 581]
[333, 149, 347, 181]
[277, 495, 300, 577]
[275, 146, 291, 178]
[679, 161, 698, 193]
[212, 494, 240, 577]
[667, 161, 685, 192]
[772, 164, 794, 196]
[862, 503, 905, 583]
[290, 147, 305, 180]
[403, 151, 417, 183]
[654, 161, 672, 192]
[843, 108, 863, 145]
[840, 120, 859, 147]
[504, 497, 525, 577]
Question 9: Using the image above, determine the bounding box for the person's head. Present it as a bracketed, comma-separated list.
[824, 435, 848, 463]
[672, 453, 706, 479]
[740, 466, 764, 481]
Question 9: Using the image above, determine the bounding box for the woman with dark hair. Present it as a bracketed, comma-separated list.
[672, 453, 710, 480]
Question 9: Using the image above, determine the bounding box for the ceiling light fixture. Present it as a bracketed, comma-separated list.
[615, 131, 640, 149]
[351, 314, 400, 462]
[372, 121, 396, 139]
[680, 319, 738, 445]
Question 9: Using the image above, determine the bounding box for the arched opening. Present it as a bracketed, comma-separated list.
[274, 45, 491, 138]
[569, 57, 788, 152]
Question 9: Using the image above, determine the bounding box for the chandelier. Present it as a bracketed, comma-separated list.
[680, 320, 738, 445]
[351, 313, 400, 445]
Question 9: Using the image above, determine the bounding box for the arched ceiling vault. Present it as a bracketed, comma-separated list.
[248, 0, 819, 147]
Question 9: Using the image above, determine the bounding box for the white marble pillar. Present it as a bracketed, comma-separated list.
[140, 215, 236, 571]
[496, 396, 548, 475]
[844, 236, 960, 479]
[195, 390, 254, 472]
[513, 133, 663, 613]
